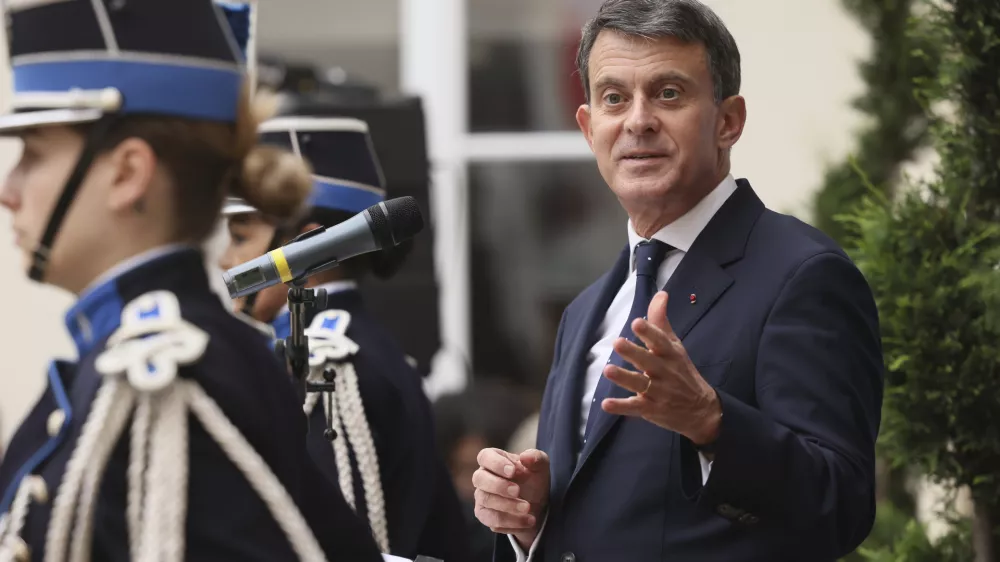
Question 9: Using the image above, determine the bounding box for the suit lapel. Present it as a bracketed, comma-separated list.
[548, 246, 630, 500]
[566, 179, 765, 489]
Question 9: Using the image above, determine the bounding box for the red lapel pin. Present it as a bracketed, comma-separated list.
[690, 293, 697, 305]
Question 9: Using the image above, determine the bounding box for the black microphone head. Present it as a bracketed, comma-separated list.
[385, 196, 425, 243]
[365, 196, 424, 249]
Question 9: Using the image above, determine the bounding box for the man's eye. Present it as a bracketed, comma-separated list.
[661, 88, 679, 100]
[605, 93, 623, 104]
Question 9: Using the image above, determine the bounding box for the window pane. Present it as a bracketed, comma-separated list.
[470, 161, 628, 388]
[468, 0, 597, 132]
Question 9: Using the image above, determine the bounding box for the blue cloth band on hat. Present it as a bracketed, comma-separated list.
[14, 58, 243, 122]
[309, 178, 385, 214]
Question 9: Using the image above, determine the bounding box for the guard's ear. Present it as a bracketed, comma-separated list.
[104, 137, 158, 213]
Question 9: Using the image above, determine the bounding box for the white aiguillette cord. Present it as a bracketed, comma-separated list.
[40, 291, 329, 562]
[304, 361, 389, 554]
[303, 311, 389, 554]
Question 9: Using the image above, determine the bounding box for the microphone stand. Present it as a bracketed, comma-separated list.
[274, 276, 340, 441]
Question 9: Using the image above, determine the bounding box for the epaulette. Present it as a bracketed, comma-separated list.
[305, 309, 357, 365]
[96, 291, 209, 390]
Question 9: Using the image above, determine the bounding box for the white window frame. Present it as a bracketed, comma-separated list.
[400, 0, 592, 398]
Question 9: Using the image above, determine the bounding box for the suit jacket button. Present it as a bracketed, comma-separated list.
[561, 552, 576, 562]
[47, 409, 66, 437]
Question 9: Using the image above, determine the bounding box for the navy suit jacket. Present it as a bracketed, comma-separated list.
[496, 180, 883, 562]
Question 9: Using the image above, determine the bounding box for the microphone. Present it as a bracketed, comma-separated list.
[222, 196, 424, 298]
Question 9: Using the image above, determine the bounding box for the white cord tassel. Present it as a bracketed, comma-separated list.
[137, 398, 162, 561]
[127, 399, 151, 561]
[160, 391, 189, 562]
[302, 310, 389, 553]
[42, 378, 328, 562]
[44, 379, 132, 562]
[136, 388, 189, 562]
[0, 475, 48, 557]
[335, 363, 389, 554]
[185, 381, 327, 561]
[67, 383, 135, 562]
[327, 385, 355, 511]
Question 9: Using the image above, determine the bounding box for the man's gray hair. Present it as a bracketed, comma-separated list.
[576, 0, 741, 103]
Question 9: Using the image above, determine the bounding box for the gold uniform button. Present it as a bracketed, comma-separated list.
[47, 409, 66, 438]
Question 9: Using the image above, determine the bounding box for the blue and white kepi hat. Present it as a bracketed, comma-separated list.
[0, 0, 256, 134]
[223, 117, 387, 217]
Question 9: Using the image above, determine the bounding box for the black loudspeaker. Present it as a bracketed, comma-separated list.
[280, 94, 441, 377]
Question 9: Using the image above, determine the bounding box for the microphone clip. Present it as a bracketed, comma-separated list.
[275, 277, 342, 440]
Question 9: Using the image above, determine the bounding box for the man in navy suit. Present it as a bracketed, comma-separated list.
[472, 0, 884, 560]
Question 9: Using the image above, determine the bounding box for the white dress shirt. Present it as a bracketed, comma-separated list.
[510, 174, 740, 562]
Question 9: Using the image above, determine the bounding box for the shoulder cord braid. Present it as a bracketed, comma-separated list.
[303, 355, 388, 552]
[42, 378, 329, 562]
[0, 475, 49, 559]
[40, 291, 329, 562]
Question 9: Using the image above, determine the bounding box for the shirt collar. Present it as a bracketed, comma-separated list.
[627, 174, 738, 270]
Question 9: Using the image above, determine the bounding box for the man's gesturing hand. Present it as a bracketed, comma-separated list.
[602, 291, 723, 446]
[473, 448, 550, 550]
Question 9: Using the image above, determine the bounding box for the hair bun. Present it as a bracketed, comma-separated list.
[235, 145, 313, 221]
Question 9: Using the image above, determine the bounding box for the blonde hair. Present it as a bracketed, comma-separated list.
[84, 84, 313, 242]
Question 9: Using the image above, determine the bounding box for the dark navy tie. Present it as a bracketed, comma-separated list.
[583, 240, 671, 441]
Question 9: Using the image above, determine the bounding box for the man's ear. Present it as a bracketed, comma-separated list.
[576, 104, 595, 152]
[716, 95, 747, 150]
[105, 138, 157, 213]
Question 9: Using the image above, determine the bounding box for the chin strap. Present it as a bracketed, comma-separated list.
[28, 116, 119, 282]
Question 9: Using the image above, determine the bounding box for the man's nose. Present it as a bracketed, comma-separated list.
[623, 96, 659, 135]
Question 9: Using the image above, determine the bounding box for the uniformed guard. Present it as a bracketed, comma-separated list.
[0, 1, 383, 560]
[219, 116, 470, 562]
